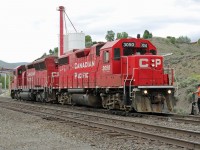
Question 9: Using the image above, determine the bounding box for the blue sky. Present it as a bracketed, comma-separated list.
[0, 0, 200, 63]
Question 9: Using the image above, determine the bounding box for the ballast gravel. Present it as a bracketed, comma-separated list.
[0, 107, 93, 150]
[0, 97, 188, 150]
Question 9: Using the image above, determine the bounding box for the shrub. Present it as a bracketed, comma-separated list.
[198, 39, 200, 45]
[174, 108, 187, 115]
[167, 36, 176, 44]
[179, 77, 198, 88]
[182, 62, 187, 67]
[176, 36, 191, 44]
[187, 93, 194, 103]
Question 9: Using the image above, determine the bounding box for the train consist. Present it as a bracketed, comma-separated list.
[10, 6, 175, 113]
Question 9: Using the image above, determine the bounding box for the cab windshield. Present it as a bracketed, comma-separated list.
[123, 48, 146, 56]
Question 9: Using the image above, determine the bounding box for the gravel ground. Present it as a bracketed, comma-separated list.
[0, 107, 94, 150]
[0, 96, 189, 150]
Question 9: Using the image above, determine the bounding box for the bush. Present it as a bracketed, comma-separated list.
[198, 39, 200, 45]
[179, 77, 198, 88]
[191, 74, 200, 81]
[186, 86, 195, 94]
[174, 108, 187, 115]
[187, 93, 194, 103]
[175, 44, 180, 48]
[167, 36, 176, 44]
[176, 36, 191, 44]
[182, 62, 187, 67]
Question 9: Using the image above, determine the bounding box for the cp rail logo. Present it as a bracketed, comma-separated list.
[139, 58, 161, 68]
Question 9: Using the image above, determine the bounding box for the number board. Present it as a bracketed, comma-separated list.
[122, 42, 135, 48]
[141, 43, 148, 48]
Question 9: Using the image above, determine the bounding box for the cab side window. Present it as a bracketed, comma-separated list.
[114, 48, 120, 60]
[103, 51, 109, 63]
[18, 69, 22, 75]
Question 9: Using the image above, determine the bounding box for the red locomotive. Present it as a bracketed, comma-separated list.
[10, 6, 175, 113]
[57, 38, 175, 112]
[11, 56, 59, 102]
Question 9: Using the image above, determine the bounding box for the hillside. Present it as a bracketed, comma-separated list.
[150, 37, 200, 114]
[0, 60, 28, 69]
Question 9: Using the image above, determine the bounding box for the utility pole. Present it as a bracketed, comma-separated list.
[9, 74, 10, 91]
[4, 73, 6, 90]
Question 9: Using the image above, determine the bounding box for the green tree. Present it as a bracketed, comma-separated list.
[92, 41, 97, 45]
[49, 49, 53, 55]
[53, 47, 58, 54]
[143, 30, 149, 39]
[116, 32, 128, 39]
[143, 30, 153, 39]
[105, 30, 115, 41]
[0, 74, 9, 89]
[170, 37, 176, 44]
[116, 33, 122, 39]
[85, 35, 93, 47]
[121, 32, 128, 38]
[148, 33, 153, 38]
[176, 36, 191, 44]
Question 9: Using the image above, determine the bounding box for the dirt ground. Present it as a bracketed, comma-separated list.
[0, 106, 94, 150]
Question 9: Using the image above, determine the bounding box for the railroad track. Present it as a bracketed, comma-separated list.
[17, 98, 200, 125]
[142, 113, 200, 125]
[0, 98, 200, 149]
[171, 113, 200, 122]
[6, 96, 200, 125]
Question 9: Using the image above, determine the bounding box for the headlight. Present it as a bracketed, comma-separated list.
[143, 90, 148, 94]
[167, 90, 172, 94]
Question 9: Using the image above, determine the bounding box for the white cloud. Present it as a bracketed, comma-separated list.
[0, 0, 199, 63]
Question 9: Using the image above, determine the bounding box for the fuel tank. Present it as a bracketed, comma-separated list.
[19, 91, 34, 101]
[19, 91, 30, 100]
[72, 94, 102, 107]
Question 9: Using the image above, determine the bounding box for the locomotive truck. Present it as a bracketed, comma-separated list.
[10, 6, 176, 113]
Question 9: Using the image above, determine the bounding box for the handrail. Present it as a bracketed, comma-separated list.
[129, 68, 137, 97]
[123, 57, 129, 94]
